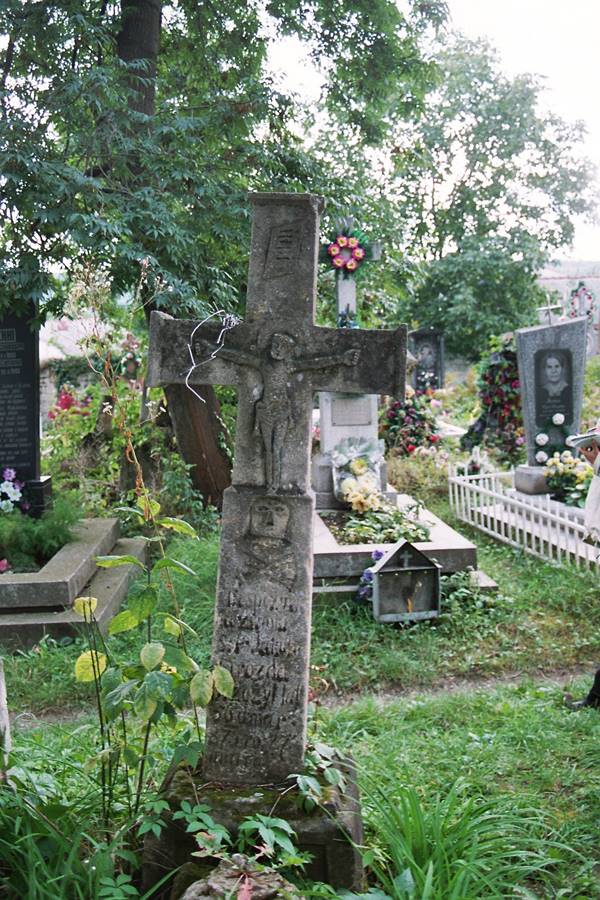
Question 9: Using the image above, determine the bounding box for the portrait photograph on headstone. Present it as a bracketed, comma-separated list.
[4, 4, 600, 897]
[534, 348, 573, 426]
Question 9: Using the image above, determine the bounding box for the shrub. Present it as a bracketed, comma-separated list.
[0, 495, 81, 573]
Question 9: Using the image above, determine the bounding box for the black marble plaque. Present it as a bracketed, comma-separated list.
[409, 328, 445, 392]
[0, 305, 40, 482]
[534, 348, 573, 427]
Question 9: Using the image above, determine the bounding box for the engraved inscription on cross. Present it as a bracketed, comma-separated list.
[148, 192, 407, 786]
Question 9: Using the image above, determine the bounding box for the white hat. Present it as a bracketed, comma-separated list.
[567, 418, 600, 449]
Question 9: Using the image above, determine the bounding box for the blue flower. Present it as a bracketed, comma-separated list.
[371, 549, 384, 561]
[361, 569, 373, 583]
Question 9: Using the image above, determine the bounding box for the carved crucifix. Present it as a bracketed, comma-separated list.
[148, 192, 407, 785]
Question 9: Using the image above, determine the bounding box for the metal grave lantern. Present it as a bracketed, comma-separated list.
[370, 540, 441, 624]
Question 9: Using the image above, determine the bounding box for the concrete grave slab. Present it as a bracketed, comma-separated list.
[0, 535, 146, 649]
[0, 518, 120, 610]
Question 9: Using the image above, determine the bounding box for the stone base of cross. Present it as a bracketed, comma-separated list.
[145, 192, 407, 890]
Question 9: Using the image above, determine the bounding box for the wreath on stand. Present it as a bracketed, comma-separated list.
[319, 223, 379, 280]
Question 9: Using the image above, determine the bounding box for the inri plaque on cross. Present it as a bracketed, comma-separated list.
[148, 193, 407, 785]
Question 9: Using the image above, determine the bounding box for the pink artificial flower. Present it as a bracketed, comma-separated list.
[0, 559, 10, 573]
[346, 259, 358, 272]
[336, 235, 349, 247]
[2, 468, 16, 481]
[352, 247, 365, 260]
[333, 256, 345, 268]
[327, 243, 340, 257]
[347, 237, 359, 248]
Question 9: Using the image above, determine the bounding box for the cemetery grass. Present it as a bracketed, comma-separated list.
[7, 676, 600, 897]
[4, 519, 600, 714]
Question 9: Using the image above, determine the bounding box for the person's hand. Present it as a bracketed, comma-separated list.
[580, 443, 599, 466]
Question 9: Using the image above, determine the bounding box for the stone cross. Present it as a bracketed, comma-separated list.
[148, 193, 407, 785]
[536, 300, 562, 326]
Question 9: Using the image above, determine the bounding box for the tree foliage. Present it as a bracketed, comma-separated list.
[378, 36, 597, 356]
[0, 0, 446, 320]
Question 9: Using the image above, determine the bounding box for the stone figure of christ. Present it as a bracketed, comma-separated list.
[217, 332, 360, 491]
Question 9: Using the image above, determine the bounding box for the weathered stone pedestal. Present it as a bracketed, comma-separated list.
[142, 762, 364, 899]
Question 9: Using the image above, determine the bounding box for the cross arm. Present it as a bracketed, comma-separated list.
[147, 311, 255, 388]
[307, 325, 407, 397]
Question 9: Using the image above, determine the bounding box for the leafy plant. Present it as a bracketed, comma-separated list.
[72, 493, 233, 829]
[0, 494, 81, 573]
[326, 503, 431, 546]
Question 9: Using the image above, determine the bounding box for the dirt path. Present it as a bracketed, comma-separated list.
[10, 663, 599, 729]
[318, 662, 599, 709]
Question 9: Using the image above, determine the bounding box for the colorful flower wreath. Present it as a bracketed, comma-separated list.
[320, 225, 376, 278]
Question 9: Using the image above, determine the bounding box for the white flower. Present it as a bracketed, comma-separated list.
[3, 484, 21, 501]
[0, 499, 13, 513]
[565, 436, 575, 447]
[552, 413, 565, 425]
[536, 450, 549, 464]
[535, 433, 549, 446]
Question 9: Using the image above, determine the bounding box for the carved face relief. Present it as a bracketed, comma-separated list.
[249, 498, 290, 539]
[269, 333, 295, 361]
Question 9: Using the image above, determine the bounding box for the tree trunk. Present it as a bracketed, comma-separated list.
[117, 0, 232, 508]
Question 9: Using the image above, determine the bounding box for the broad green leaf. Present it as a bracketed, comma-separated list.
[213, 665, 234, 699]
[108, 609, 138, 635]
[156, 517, 197, 537]
[190, 670, 213, 707]
[129, 586, 158, 621]
[75, 650, 107, 683]
[96, 554, 146, 571]
[141, 642, 165, 671]
[134, 684, 157, 721]
[152, 557, 197, 577]
[123, 745, 139, 769]
[73, 596, 97, 622]
[104, 679, 138, 716]
[163, 615, 181, 637]
[136, 495, 161, 519]
[114, 506, 144, 520]
[163, 645, 198, 674]
[144, 670, 173, 701]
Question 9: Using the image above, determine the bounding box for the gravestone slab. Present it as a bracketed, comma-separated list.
[409, 327, 445, 392]
[0, 304, 51, 515]
[515, 318, 587, 493]
[146, 192, 407, 891]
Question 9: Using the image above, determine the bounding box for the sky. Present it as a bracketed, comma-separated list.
[269, 1, 600, 263]
[447, 0, 600, 262]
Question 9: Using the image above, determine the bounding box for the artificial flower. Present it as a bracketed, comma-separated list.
[347, 236, 359, 248]
[535, 450, 548, 463]
[336, 235, 348, 247]
[333, 256, 345, 268]
[349, 457, 368, 476]
[552, 413, 565, 425]
[327, 243, 340, 257]
[535, 433, 549, 446]
[352, 247, 365, 260]
[346, 259, 358, 272]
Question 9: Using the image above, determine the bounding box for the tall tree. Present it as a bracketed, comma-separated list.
[375, 36, 597, 356]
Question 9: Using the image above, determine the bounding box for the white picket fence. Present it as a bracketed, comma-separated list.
[448, 466, 600, 571]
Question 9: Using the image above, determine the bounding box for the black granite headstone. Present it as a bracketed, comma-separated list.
[409, 327, 445, 392]
[0, 304, 51, 516]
